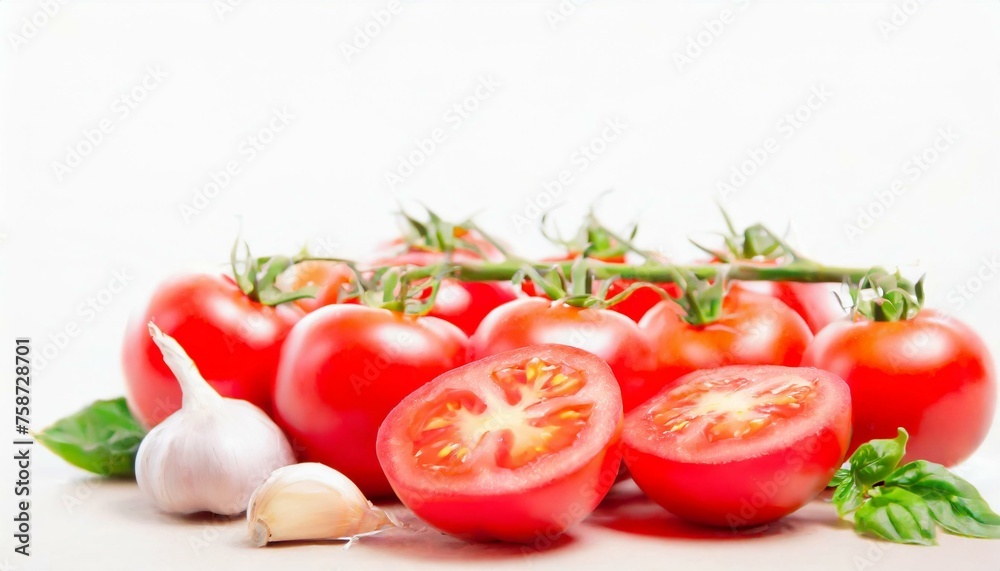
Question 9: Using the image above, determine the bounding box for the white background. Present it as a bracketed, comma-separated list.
[1, 1, 999, 569]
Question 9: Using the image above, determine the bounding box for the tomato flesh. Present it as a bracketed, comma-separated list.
[378, 345, 623, 543]
[623, 365, 850, 527]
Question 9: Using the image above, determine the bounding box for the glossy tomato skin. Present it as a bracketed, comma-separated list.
[275, 260, 356, 313]
[802, 310, 996, 466]
[401, 438, 621, 543]
[471, 297, 657, 412]
[373, 250, 516, 337]
[123, 274, 300, 428]
[377, 344, 623, 543]
[606, 281, 672, 322]
[622, 366, 851, 527]
[272, 304, 469, 498]
[637, 288, 813, 406]
[734, 281, 843, 334]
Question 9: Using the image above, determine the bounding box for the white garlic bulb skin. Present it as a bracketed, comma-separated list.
[247, 463, 398, 546]
[136, 323, 295, 516]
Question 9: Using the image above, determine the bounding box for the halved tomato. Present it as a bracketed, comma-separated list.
[622, 365, 850, 528]
[377, 344, 623, 543]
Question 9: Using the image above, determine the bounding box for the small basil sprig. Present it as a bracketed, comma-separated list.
[830, 428, 1000, 545]
[35, 398, 146, 477]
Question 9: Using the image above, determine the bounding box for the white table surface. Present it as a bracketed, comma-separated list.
[11, 441, 1000, 571]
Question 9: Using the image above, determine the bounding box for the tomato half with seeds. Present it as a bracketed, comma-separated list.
[377, 344, 623, 543]
[623, 365, 850, 527]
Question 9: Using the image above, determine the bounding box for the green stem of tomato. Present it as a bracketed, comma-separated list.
[407, 261, 898, 288]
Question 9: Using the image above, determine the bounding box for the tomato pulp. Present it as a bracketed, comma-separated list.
[637, 288, 813, 406]
[802, 309, 996, 466]
[122, 273, 300, 428]
[471, 297, 657, 412]
[623, 365, 851, 527]
[377, 345, 623, 543]
[272, 304, 469, 498]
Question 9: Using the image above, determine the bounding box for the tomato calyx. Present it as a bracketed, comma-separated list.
[690, 209, 803, 264]
[360, 265, 450, 315]
[230, 237, 325, 306]
[847, 271, 925, 322]
[540, 210, 641, 262]
[396, 206, 510, 261]
[515, 259, 671, 310]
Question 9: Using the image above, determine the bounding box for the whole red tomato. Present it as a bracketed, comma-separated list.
[123, 273, 300, 428]
[470, 297, 656, 412]
[802, 309, 996, 466]
[373, 249, 516, 337]
[275, 260, 356, 313]
[272, 304, 469, 498]
[637, 288, 813, 408]
[733, 278, 843, 334]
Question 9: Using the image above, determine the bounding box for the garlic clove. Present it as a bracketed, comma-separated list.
[136, 323, 295, 516]
[247, 463, 399, 546]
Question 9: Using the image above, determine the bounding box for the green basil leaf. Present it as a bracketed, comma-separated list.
[833, 479, 864, 517]
[829, 467, 851, 488]
[849, 428, 908, 487]
[886, 460, 1000, 539]
[35, 398, 146, 477]
[855, 487, 936, 545]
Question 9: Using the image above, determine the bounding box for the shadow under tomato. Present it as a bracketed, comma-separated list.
[593, 481, 850, 540]
[590, 485, 792, 541]
[363, 526, 577, 561]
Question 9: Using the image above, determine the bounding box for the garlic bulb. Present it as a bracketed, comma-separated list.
[136, 322, 295, 516]
[247, 463, 399, 546]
